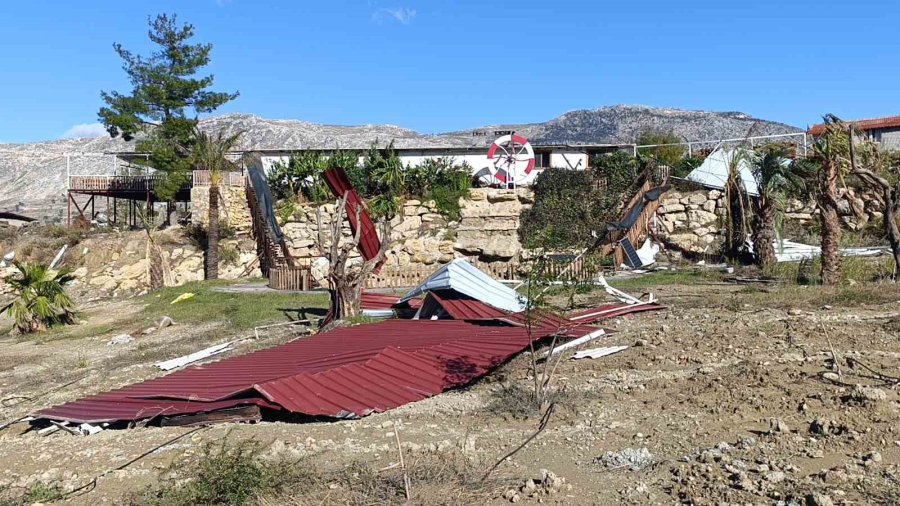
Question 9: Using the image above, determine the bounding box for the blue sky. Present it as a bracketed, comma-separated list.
[1, 0, 898, 143]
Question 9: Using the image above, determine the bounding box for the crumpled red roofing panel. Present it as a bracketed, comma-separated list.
[567, 303, 665, 323]
[425, 289, 510, 320]
[322, 167, 383, 267]
[34, 319, 593, 424]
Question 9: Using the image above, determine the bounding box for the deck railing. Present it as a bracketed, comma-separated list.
[192, 170, 246, 187]
[68, 174, 167, 192]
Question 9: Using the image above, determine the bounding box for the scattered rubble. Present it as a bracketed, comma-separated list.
[597, 447, 655, 471]
[503, 469, 570, 503]
[107, 334, 133, 346]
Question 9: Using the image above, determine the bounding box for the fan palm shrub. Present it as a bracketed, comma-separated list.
[749, 144, 804, 269]
[0, 262, 76, 334]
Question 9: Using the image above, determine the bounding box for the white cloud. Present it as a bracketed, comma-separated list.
[373, 7, 417, 25]
[60, 123, 107, 139]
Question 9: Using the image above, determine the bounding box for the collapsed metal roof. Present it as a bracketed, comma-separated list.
[33, 318, 593, 425]
[399, 259, 525, 313]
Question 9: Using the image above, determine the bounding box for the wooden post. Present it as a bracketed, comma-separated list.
[67, 193, 72, 227]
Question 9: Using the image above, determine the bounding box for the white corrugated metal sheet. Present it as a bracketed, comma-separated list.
[400, 259, 525, 313]
[686, 148, 759, 196]
[775, 239, 885, 262]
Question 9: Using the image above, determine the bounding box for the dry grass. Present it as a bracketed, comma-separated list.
[131, 438, 504, 506]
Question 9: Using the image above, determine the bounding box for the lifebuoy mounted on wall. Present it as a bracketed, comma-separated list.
[486, 134, 535, 185]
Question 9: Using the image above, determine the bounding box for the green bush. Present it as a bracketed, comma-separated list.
[520, 152, 645, 249]
[267, 151, 332, 203]
[672, 154, 705, 178]
[268, 142, 474, 221]
[368, 193, 401, 220]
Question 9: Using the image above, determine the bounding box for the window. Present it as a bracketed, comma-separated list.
[534, 151, 551, 168]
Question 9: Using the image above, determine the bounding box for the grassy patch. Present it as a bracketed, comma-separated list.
[140, 281, 328, 330]
[765, 256, 895, 285]
[133, 438, 502, 506]
[34, 320, 117, 343]
[725, 283, 900, 311]
[607, 269, 724, 292]
[0, 482, 62, 506]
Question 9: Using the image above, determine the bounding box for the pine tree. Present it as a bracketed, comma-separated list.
[98, 13, 238, 200]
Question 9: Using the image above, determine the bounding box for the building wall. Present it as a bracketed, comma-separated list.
[872, 127, 900, 150]
[259, 147, 597, 187]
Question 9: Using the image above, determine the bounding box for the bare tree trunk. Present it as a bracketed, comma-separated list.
[332, 279, 363, 318]
[819, 162, 842, 285]
[206, 183, 220, 280]
[317, 194, 391, 322]
[882, 200, 900, 279]
[753, 196, 777, 270]
[851, 168, 900, 280]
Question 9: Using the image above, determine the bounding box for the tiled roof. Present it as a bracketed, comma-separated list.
[809, 115, 900, 136]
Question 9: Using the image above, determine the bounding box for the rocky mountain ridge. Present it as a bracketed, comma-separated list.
[0, 105, 802, 221]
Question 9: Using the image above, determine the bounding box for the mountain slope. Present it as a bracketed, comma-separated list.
[0, 105, 802, 220]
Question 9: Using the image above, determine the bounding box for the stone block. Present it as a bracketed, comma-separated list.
[687, 209, 717, 225]
[661, 203, 685, 213]
[688, 193, 707, 205]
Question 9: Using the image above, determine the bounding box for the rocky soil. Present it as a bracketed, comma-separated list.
[0, 278, 898, 505]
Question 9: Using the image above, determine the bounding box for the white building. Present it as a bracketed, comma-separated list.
[253, 142, 633, 187]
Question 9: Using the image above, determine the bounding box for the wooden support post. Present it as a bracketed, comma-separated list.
[67, 193, 72, 227]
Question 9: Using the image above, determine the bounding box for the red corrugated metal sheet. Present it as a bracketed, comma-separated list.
[567, 303, 665, 323]
[34, 319, 593, 424]
[809, 115, 900, 136]
[425, 290, 509, 320]
[360, 292, 421, 311]
[322, 167, 383, 267]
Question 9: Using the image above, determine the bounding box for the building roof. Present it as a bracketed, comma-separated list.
[809, 115, 900, 136]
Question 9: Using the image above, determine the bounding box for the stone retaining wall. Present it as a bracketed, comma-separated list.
[190, 186, 253, 234]
[280, 188, 533, 270]
[655, 185, 887, 256]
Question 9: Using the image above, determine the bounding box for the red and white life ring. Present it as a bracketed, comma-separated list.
[486, 134, 535, 184]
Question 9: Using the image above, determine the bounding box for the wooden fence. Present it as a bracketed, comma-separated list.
[363, 257, 607, 289]
[268, 266, 311, 291]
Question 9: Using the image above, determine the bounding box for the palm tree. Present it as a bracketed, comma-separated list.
[805, 115, 851, 285]
[367, 141, 405, 195]
[723, 149, 752, 260]
[0, 262, 76, 334]
[749, 145, 803, 269]
[193, 129, 242, 280]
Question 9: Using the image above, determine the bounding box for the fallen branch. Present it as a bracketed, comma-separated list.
[393, 420, 411, 501]
[821, 323, 843, 382]
[482, 403, 556, 481]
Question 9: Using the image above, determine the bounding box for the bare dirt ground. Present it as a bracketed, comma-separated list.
[1, 276, 898, 505]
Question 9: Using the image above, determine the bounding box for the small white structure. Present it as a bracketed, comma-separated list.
[685, 148, 759, 196]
